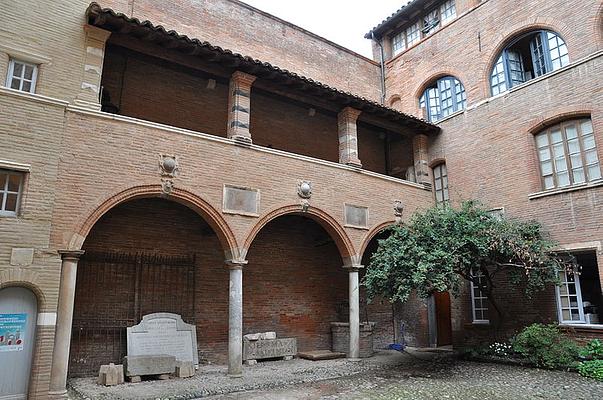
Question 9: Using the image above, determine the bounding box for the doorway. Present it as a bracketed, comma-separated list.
[429, 291, 452, 347]
[0, 287, 37, 400]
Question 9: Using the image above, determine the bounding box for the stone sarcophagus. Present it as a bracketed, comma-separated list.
[243, 335, 297, 362]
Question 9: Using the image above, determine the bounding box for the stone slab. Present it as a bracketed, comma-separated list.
[10, 248, 34, 266]
[297, 350, 346, 361]
[127, 313, 198, 366]
[243, 337, 297, 361]
[123, 355, 176, 377]
[243, 331, 277, 341]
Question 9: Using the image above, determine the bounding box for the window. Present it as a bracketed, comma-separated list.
[422, 9, 440, 37]
[406, 22, 421, 47]
[535, 119, 601, 190]
[0, 170, 24, 216]
[556, 252, 601, 325]
[470, 269, 489, 323]
[420, 76, 466, 122]
[440, 0, 457, 26]
[392, 31, 406, 56]
[490, 31, 569, 95]
[5, 59, 38, 93]
[433, 163, 449, 204]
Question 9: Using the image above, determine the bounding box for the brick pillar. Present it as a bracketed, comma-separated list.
[227, 71, 257, 145]
[73, 25, 111, 110]
[48, 250, 84, 399]
[227, 259, 247, 377]
[413, 133, 431, 186]
[337, 107, 363, 168]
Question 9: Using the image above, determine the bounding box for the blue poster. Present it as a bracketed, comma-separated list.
[0, 313, 27, 352]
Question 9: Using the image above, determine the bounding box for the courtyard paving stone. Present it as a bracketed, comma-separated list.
[68, 350, 603, 400]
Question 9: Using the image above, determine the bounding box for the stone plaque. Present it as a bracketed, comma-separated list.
[243, 338, 297, 361]
[127, 313, 198, 366]
[344, 204, 368, 228]
[223, 185, 259, 216]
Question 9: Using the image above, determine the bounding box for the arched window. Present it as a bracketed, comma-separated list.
[420, 76, 466, 122]
[490, 30, 569, 95]
[535, 118, 601, 190]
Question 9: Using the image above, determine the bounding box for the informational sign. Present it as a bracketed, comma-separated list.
[0, 313, 27, 352]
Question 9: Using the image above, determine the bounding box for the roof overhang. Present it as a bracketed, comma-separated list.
[86, 2, 440, 135]
[365, 0, 434, 39]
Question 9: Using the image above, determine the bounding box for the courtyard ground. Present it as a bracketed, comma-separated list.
[68, 350, 603, 400]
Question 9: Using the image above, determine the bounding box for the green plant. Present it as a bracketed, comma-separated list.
[578, 360, 603, 381]
[512, 323, 580, 369]
[488, 342, 513, 357]
[579, 339, 603, 360]
[363, 201, 571, 322]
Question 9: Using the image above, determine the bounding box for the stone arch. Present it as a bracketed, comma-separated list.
[387, 94, 402, 109]
[483, 20, 573, 97]
[359, 220, 396, 259]
[242, 204, 356, 264]
[69, 184, 239, 259]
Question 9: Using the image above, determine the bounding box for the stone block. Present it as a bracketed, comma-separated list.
[97, 363, 124, 386]
[175, 361, 195, 378]
[331, 322, 375, 358]
[123, 355, 176, 377]
[243, 333, 261, 341]
[10, 248, 34, 266]
[261, 331, 276, 340]
[243, 337, 296, 361]
[244, 359, 258, 366]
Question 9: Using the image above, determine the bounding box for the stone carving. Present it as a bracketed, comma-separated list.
[159, 154, 179, 194]
[297, 180, 312, 199]
[344, 204, 368, 228]
[127, 313, 198, 367]
[223, 185, 259, 215]
[394, 200, 404, 224]
[243, 337, 297, 362]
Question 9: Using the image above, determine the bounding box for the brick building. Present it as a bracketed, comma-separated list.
[0, 0, 601, 399]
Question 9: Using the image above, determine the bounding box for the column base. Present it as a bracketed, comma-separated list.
[345, 161, 363, 169]
[231, 135, 253, 146]
[228, 372, 243, 378]
[48, 390, 68, 400]
[346, 357, 362, 362]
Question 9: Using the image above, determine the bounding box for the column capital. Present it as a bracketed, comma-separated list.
[338, 106, 362, 121]
[231, 71, 257, 87]
[58, 249, 85, 261]
[226, 259, 248, 270]
[343, 264, 364, 272]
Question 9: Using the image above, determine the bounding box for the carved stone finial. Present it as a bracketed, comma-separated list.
[161, 178, 174, 195]
[297, 180, 312, 199]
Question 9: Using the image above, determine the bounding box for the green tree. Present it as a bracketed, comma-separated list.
[363, 201, 573, 320]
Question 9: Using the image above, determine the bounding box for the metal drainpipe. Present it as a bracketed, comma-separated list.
[372, 32, 387, 105]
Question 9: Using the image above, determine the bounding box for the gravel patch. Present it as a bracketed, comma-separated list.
[68, 350, 425, 399]
[68, 351, 603, 400]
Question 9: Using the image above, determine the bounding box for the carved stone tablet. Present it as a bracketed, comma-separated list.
[127, 313, 198, 366]
[223, 185, 260, 216]
[243, 338, 297, 361]
[344, 204, 368, 228]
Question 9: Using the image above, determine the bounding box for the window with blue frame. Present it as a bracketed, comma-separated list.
[419, 76, 466, 122]
[490, 30, 569, 95]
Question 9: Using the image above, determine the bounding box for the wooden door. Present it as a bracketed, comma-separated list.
[434, 291, 452, 346]
[0, 287, 37, 400]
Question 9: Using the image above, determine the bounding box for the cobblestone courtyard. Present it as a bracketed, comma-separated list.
[69, 350, 603, 400]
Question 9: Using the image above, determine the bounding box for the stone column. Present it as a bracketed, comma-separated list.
[74, 25, 111, 110]
[48, 250, 85, 399]
[337, 107, 363, 168]
[227, 259, 247, 376]
[345, 264, 363, 360]
[413, 133, 430, 186]
[227, 71, 257, 145]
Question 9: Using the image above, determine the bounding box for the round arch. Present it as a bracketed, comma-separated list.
[483, 21, 573, 96]
[414, 70, 468, 102]
[0, 271, 46, 311]
[242, 204, 356, 264]
[359, 220, 396, 259]
[69, 184, 239, 259]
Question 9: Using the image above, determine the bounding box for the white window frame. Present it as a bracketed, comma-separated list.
[470, 269, 490, 324]
[392, 31, 406, 56]
[433, 163, 449, 204]
[0, 169, 24, 217]
[440, 0, 457, 26]
[5, 58, 38, 93]
[556, 270, 586, 324]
